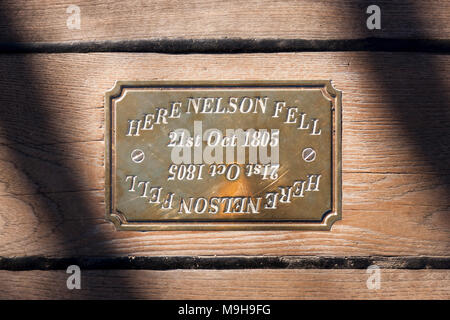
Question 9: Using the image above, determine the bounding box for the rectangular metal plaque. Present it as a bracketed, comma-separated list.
[105, 81, 341, 230]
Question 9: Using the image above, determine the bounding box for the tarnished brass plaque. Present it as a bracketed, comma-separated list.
[105, 81, 341, 230]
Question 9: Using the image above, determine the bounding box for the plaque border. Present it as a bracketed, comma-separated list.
[105, 80, 342, 231]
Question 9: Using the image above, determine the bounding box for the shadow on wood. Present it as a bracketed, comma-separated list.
[0, 3, 141, 299]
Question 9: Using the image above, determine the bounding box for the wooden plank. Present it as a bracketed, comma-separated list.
[0, 1, 449, 43]
[0, 52, 448, 257]
[0, 269, 448, 299]
[0, 173, 448, 257]
[0, 142, 103, 195]
[0, 52, 449, 159]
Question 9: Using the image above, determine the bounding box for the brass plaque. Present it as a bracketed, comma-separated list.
[105, 81, 341, 230]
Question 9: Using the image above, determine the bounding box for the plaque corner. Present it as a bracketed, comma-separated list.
[323, 210, 342, 231]
[105, 211, 127, 231]
[324, 80, 342, 98]
[105, 80, 125, 98]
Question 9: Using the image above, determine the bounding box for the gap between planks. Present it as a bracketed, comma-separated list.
[0, 38, 449, 54]
[0, 256, 449, 271]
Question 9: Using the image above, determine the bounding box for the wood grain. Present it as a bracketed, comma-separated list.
[1, 174, 448, 257]
[0, 1, 449, 43]
[0, 269, 448, 299]
[0, 52, 448, 257]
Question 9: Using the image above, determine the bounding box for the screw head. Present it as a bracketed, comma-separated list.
[302, 147, 316, 162]
[131, 149, 145, 163]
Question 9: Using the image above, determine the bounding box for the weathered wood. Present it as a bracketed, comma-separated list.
[0, 269, 448, 299]
[0, 1, 449, 43]
[0, 52, 448, 257]
[0, 174, 448, 257]
[0, 52, 449, 155]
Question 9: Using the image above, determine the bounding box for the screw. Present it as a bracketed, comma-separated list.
[302, 147, 316, 162]
[131, 149, 145, 163]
